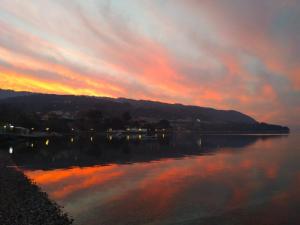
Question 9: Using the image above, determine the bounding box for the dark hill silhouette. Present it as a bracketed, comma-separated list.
[0, 89, 256, 124]
[0, 89, 32, 100]
[0, 89, 290, 133]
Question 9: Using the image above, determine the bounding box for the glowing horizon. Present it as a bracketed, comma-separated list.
[0, 0, 299, 126]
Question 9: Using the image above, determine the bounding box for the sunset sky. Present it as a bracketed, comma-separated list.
[0, 0, 299, 126]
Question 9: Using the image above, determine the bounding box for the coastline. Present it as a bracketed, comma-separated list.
[0, 152, 73, 225]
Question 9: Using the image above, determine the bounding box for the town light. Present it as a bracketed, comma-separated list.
[3, 125, 7, 129]
[45, 128, 50, 131]
[9, 147, 13, 154]
[198, 138, 202, 147]
[31, 128, 35, 131]
[90, 137, 93, 142]
[109, 135, 112, 141]
[45, 139, 49, 146]
[71, 137, 74, 143]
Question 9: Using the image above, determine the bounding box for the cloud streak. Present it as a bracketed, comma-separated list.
[0, 0, 299, 125]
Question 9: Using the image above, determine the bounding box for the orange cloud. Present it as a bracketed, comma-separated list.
[0, 0, 298, 126]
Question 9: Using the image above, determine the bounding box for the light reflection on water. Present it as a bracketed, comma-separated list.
[5, 134, 300, 225]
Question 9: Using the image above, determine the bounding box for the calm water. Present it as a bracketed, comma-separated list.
[2, 133, 300, 225]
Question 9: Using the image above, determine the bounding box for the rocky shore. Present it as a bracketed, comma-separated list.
[0, 153, 73, 225]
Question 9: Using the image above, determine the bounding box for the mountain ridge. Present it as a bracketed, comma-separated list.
[0, 89, 257, 124]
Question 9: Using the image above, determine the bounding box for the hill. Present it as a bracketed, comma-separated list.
[0, 89, 256, 124]
[0, 89, 289, 133]
[0, 89, 31, 100]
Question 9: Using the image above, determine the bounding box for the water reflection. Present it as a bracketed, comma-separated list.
[1, 134, 300, 225]
[0, 134, 286, 170]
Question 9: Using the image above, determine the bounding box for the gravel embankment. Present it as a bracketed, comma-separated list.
[0, 153, 73, 225]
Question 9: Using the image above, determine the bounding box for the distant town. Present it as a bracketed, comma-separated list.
[0, 109, 171, 141]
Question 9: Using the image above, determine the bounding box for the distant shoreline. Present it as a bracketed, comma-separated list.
[0, 128, 290, 141]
